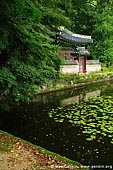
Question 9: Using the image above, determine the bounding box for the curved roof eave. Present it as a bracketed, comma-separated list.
[60, 27, 93, 44]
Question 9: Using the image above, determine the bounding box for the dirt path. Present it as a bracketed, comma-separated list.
[0, 132, 85, 170]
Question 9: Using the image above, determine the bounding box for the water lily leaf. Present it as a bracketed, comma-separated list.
[59, 119, 64, 122]
[101, 132, 107, 136]
[90, 135, 96, 139]
[69, 120, 73, 123]
[86, 138, 92, 141]
[108, 127, 113, 131]
[88, 123, 96, 127]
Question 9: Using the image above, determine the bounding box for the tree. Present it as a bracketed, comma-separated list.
[0, 0, 63, 102]
[1, 0, 113, 103]
[90, 0, 113, 64]
[68, 0, 95, 35]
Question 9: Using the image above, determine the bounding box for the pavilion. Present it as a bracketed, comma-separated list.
[57, 27, 93, 74]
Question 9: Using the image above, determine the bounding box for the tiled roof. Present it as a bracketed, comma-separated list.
[60, 27, 93, 44]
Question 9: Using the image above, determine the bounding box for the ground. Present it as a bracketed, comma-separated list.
[0, 132, 85, 170]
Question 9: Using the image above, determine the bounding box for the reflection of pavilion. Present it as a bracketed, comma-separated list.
[60, 90, 100, 106]
[57, 27, 93, 74]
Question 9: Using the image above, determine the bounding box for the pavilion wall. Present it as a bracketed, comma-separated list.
[60, 60, 101, 74]
[60, 64, 79, 74]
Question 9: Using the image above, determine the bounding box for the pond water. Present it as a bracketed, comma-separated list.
[1, 81, 113, 167]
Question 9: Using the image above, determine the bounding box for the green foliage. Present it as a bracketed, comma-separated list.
[69, 0, 95, 34]
[0, 0, 63, 102]
[1, 0, 113, 102]
[68, 0, 113, 65]
[39, 0, 71, 27]
[0, 67, 16, 90]
[89, 1, 113, 64]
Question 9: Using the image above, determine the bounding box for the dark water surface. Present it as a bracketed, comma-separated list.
[1, 82, 113, 167]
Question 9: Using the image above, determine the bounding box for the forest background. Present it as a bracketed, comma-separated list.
[0, 0, 113, 102]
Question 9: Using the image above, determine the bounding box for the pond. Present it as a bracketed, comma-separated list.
[0, 81, 113, 167]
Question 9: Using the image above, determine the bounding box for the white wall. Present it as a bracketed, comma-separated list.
[60, 60, 101, 74]
[60, 65, 79, 74]
[86, 64, 101, 73]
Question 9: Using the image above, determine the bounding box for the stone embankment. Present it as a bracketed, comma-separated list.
[38, 74, 113, 94]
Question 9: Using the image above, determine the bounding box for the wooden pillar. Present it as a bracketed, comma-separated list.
[78, 56, 86, 74]
[68, 52, 70, 60]
[83, 57, 86, 73]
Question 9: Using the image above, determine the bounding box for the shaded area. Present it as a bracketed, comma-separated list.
[0, 82, 113, 166]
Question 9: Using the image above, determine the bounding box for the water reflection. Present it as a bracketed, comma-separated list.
[61, 90, 100, 106]
[0, 82, 113, 166]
